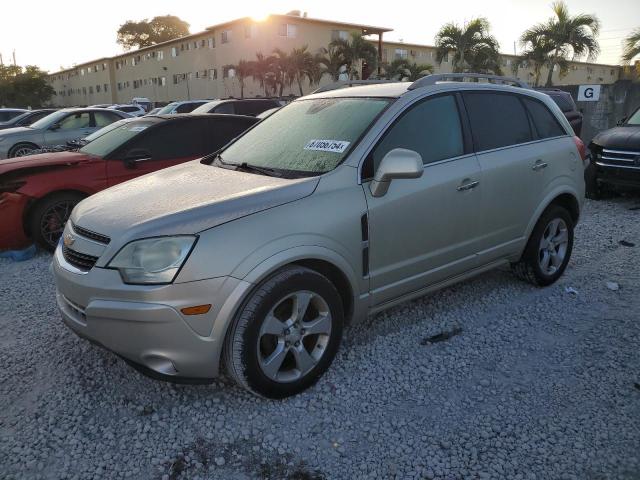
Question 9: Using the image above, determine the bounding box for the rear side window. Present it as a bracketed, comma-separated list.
[372, 94, 464, 171]
[522, 98, 566, 139]
[93, 111, 121, 128]
[213, 103, 235, 114]
[176, 102, 204, 114]
[205, 117, 257, 152]
[235, 100, 278, 116]
[550, 94, 575, 113]
[463, 92, 532, 151]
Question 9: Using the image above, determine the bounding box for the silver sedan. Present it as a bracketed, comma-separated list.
[0, 108, 130, 159]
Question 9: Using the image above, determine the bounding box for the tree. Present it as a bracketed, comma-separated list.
[117, 15, 190, 50]
[514, 36, 556, 86]
[521, 1, 600, 87]
[251, 52, 277, 96]
[434, 18, 502, 74]
[384, 59, 433, 81]
[288, 46, 320, 95]
[272, 49, 294, 96]
[317, 45, 346, 81]
[330, 32, 378, 79]
[224, 60, 253, 98]
[622, 27, 640, 64]
[0, 65, 54, 108]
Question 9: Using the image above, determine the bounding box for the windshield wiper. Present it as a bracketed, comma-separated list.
[233, 162, 285, 178]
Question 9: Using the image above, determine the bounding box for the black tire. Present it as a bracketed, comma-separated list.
[511, 205, 574, 287]
[8, 142, 39, 158]
[28, 192, 84, 251]
[224, 266, 344, 399]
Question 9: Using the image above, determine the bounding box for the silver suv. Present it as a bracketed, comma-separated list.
[53, 74, 587, 398]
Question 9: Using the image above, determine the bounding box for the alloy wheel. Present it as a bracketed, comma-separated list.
[40, 201, 75, 248]
[538, 218, 569, 275]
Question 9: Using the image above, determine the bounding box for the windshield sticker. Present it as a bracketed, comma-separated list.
[304, 139, 350, 153]
[128, 126, 148, 132]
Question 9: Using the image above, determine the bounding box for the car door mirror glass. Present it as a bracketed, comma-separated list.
[370, 148, 423, 197]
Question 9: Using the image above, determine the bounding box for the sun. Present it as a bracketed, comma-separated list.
[250, 9, 271, 22]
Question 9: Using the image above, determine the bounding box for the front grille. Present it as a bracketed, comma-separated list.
[62, 245, 99, 271]
[72, 223, 111, 244]
[596, 148, 640, 170]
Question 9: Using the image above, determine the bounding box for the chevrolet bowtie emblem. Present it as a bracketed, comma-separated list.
[63, 233, 75, 247]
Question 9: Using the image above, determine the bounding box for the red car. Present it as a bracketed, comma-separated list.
[0, 113, 258, 251]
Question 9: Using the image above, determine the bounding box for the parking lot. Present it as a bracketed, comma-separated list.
[1, 195, 639, 480]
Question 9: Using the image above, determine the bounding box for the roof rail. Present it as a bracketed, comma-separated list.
[408, 73, 529, 90]
[311, 79, 398, 94]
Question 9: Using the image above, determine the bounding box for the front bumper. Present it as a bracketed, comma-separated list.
[52, 245, 251, 379]
[595, 162, 640, 189]
[0, 192, 31, 250]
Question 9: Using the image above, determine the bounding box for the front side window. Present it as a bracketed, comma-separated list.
[80, 120, 159, 157]
[93, 111, 121, 128]
[371, 95, 464, 173]
[58, 112, 91, 130]
[219, 97, 390, 175]
[463, 92, 532, 151]
[522, 98, 566, 139]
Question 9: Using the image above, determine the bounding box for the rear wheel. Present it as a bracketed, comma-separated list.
[224, 266, 344, 398]
[8, 143, 39, 158]
[511, 205, 574, 286]
[28, 192, 84, 251]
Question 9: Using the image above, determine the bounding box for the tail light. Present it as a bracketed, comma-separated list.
[573, 136, 587, 161]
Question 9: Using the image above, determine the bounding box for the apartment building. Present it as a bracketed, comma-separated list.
[47, 13, 621, 107]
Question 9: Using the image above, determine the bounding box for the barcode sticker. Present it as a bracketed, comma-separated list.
[304, 139, 351, 153]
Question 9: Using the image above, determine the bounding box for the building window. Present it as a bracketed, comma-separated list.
[208, 37, 215, 49]
[171, 47, 178, 57]
[278, 23, 298, 38]
[157, 50, 164, 60]
[221, 30, 232, 44]
[209, 68, 217, 80]
[442, 52, 449, 62]
[245, 24, 257, 39]
[89, 86, 93, 94]
[102, 63, 107, 70]
[193, 41, 198, 49]
[223, 66, 235, 78]
[80, 68, 85, 76]
[160, 76, 166, 86]
[82, 87, 87, 95]
[331, 30, 349, 41]
[104, 84, 109, 92]
[96, 85, 101, 93]
[395, 48, 408, 59]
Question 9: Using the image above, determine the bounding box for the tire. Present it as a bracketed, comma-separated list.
[8, 142, 39, 158]
[28, 192, 84, 251]
[511, 205, 574, 287]
[224, 266, 344, 399]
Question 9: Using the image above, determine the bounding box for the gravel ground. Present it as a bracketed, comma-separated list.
[1, 196, 640, 480]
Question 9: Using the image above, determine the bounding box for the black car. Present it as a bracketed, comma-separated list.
[192, 98, 282, 116]
[587, 105, 640, 198]
[0, 109, 57, 131]
[536, 89, 583, 136]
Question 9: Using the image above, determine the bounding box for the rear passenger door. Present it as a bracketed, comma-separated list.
[364, 94, 483, 305]
[462, 91, 541, 261]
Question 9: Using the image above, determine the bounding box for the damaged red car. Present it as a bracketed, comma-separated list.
[0, 113, 258, 251]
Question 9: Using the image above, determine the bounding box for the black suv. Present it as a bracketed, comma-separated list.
[536, 89, 583, 136]
[587, 105, 640, 198]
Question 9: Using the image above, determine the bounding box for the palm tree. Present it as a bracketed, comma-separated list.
[385, 59, 434, 81]
[317, 44, 346, 81]
[288, 46, 320, 96]
[330, 32, 378, 79]
[521, 1, 600, 87]
[514, 36, 555, 86]
[224, 60, 253, 98]
[622, 27, 640, 64]
[251, 52, 276, 96]
[434, 18, 501, 73]
[272, 48, 294, 96]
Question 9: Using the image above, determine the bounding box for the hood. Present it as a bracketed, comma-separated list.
[591, 126, 640, 150]
[0, 151, 92, 178]
[0, 126, 34, 138]
[72, 160, 319, 248]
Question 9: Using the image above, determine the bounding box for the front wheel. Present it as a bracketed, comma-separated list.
[511, 205, 574, 286]
[224, 266, 344, 398]
[8, 143, 38, 158]
[28, 192, 84, 251]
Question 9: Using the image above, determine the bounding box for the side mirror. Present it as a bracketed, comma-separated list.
[124, 148, 152, 168]
[370, 148, 423, 197]
[49, 123, 61, 131]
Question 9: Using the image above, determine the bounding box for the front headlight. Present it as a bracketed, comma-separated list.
[107, 236, 197, 284]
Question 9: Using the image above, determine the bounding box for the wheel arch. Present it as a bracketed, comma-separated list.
[23, 189, 88, 237]
[8, 141, 41, 157]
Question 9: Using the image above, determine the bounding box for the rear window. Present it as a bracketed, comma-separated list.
[549, 93, 575, 113]
[463, 92, 532, 151]
[522, 98, 566, 139]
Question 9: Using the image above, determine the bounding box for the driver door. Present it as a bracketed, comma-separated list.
[43, 111, 93, 146]
[363, 94, 483, 306]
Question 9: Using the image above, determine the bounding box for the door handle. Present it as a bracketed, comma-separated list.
[532, 160, 548, 171]
[457, 180, 479, 191]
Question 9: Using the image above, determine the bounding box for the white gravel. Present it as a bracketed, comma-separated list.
[1, 196, 639, 480]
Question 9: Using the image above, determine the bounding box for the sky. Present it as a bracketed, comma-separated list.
[1, 0, 638, 72]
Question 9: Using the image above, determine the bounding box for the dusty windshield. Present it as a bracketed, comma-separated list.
[218, 97, 390, 175]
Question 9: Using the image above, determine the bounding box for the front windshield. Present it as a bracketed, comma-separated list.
[79, 119, 158, 157]
[219, 97, 390, 174]
[626, 108, 640, 126]
[157, 103, 178, 114]
[29, 110, 69, 129]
